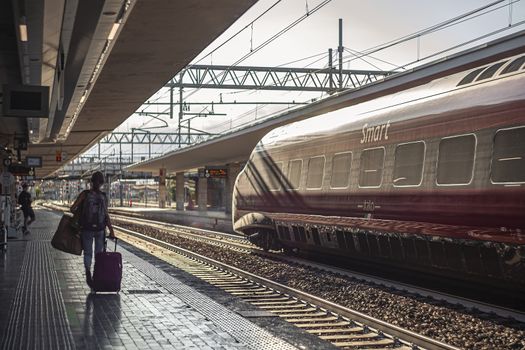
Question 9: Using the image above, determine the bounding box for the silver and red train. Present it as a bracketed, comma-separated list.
[232, 54, 525, 290]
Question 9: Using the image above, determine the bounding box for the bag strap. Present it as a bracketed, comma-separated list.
[72, 190, 89, 221]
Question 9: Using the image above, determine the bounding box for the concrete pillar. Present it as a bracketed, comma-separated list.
[197, 169, 208, 212]
[175, 172, 185, 211]
[119, 180, 123, 207]
[159, 168, 166, 208]
[225, 163, 241, 214]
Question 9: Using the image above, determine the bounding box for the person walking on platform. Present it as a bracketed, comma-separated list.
[18, 183, 35, 234]
[70, 171, 116, 288]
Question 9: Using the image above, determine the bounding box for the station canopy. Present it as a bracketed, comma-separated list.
[0, 0, 256, 178]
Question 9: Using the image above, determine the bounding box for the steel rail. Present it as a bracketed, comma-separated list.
[42, 204, 525, 323]
[109, 212, 525, 323]
[114, 224, 459, 350]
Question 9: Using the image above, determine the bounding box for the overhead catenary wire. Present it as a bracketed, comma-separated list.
[337, 0, 519, 69]
[192, 0, 519, 102]
[343, 48, 390, 71]
[182, 0, 334, 101]
[88, 0, 524, 160]
[161, 0, 518, 109]
[394, 18, 525, 71]
[229, 0, 522, 98]
[141, 0, 285, 106]
[193, 0, 284, 66]
[137, 0, 334, 126]
[185, 0, 525, 137]
[232, 1, 332, 68]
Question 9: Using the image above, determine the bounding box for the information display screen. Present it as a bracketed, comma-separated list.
[206, 168, 228, 178]
[26, 156, 42, 167]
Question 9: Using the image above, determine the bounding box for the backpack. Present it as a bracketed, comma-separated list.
[18, 192, 31, 208]
[80, 190, 107, 231]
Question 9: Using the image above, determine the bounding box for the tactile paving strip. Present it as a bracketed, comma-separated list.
[1, 241, 75, 349]
[116, 244, 299, 350]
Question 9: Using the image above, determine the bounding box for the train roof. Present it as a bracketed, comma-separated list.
[256, 53, 525, 151]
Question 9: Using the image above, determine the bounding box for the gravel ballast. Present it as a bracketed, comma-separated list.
[115, 220, 525, 350]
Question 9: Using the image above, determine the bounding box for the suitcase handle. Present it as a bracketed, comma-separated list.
[104, 237, 118, 252]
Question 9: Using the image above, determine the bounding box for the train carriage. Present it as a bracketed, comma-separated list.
[232, 54, 525, 291]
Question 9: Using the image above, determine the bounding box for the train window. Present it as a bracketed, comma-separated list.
[491, 127, 525, 183]
[359, 148, 385, 188]
[437, 134, 476, 185]
[393, 142, 425, 187]
[457, 67, 486, 86]
[286, 159, 302, 190]
[306, 156, 325, 189]
[265, 161, 283, 191]
[330, 152, 352, 188]
[501, 55, 525, 74]
[475, 61, 508, 81]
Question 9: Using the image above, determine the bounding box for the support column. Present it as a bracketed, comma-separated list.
[119, 180, 123, 207]
[197, 169, 208, 212]
[225, 163, 241, 214]
[159, 168, 167, 208]
[175, 172, 185, 211]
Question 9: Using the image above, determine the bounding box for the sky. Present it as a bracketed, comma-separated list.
[83, 0, 525, 161]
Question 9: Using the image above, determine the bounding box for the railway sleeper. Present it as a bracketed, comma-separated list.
[286, 316, 339, 322]
[297, 321, 354, 328]
[196, 274, 238, 278]
[259, 303, 310, 310]
[229, 290, 275, 296]
[240, 296, 289, 302]
[200, 278, 241, 283]
[272, 307, 319, 315]
[306, 327, 363, 334]
[320, 333, 381, 341]
[333, 337, 394, 348]
[223, 286, 266, 292]
[209, 281, 253, 286]
[277, 310, 325, 318]
[251, 300, 298, 306]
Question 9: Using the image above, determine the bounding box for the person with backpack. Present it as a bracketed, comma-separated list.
[18, 183, 35, 234]
[70, 171, 116, 287]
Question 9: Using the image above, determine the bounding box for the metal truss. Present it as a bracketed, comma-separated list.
[99, 132, 210, 145]
[166, 65, 395, 92]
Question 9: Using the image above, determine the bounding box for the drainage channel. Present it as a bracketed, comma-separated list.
[114, 225, 459, 350]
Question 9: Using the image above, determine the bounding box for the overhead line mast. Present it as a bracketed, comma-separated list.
[339, 18, 344, 89]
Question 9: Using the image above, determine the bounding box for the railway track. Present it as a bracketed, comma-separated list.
[41, 204, 525, 348]
[43, 203, 525, 322]
[108, 212, 525, 323]
[114, 224, 456, 350]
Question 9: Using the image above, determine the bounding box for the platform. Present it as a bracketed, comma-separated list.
[48, 201, 234, 233]
[109, 206, 233, 233]
[0, 209, 334, 349]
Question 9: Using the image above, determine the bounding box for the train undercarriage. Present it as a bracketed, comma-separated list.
[235, 212, 525, 298]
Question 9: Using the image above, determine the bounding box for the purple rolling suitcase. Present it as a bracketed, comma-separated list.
[92, 238, 122, 293]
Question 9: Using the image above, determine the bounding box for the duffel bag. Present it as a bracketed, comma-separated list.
[51, 214, 82, 255]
